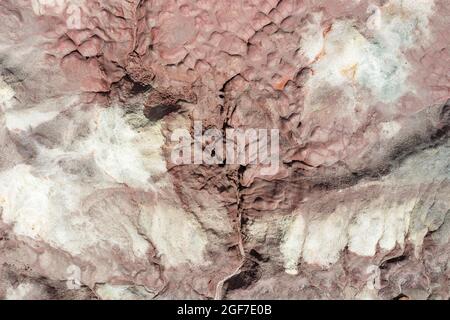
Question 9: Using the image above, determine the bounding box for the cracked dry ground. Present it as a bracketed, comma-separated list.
[0, 0, 449, 300]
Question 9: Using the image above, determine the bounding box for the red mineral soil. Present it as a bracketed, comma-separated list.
[0, 0, 449, 300]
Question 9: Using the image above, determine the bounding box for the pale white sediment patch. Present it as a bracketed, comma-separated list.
[298, 12, 324, 63]
[348, 206, 385, 257]
[279, 197, 415, 269]
[0, 77, 15, 108]
[139, 203, 209, 268]
[0, 164, 150, 258]
[0, 100, 174, 272]
[5, 283, 38, 300]
[302, 206, 352, 267]
[280, 213, 306, 275]
[366, 4, 382, 31]
[306, 20, 408, 104]
[0, 165, 71, 241]
[355, 265, 382, 300]
[95, 284, 156, 300]
[245, 219, 270, 243]
[79, 106, 167, 191]
[0, 78, 79, 131]
[378, 200, 413, 251]
[31, 0, 85, 29]
[383, 0, 436, 42]
[31, 0, 83, 15]
[302, 0, 436, 105]
[379, 121, 401, 139]
[5, 109, 60, 132]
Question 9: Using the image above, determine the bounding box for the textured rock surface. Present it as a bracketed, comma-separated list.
[0, 0, 449, 299]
